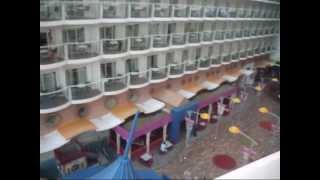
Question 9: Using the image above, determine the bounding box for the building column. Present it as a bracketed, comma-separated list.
[116, 133, 120, 154]
[146, 132, 151, 154]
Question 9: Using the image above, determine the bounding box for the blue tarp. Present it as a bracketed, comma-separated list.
[62, 165, 105, 179]
[169, 101, 198, 143]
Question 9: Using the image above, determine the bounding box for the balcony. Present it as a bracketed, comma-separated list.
[103, 75, 128, 94]
[244, 30, 251, 37]
[130, 36, 151, 51]
[217, 7, 229, 18]
[40, 45, 65, 65]
[232, 52, 240, 61]
[130, 3, 151, 18]
[150, 67, 168, 82]
[222, 54, 232, 64]
[102, 38, 128, 55]
[40, 2, 62, 21]
[199, 58, 211, 69]
[67, 42, 100, 60]
[202, 31, 213, 42]
[129, 71, 149, 88]
[248, 49, 255, 57]
[215, 31, 225, 41]
[65, 2, 100, 20]
[153, 3, 171, 18]
[152, 35, 170, 48]
[237, 9, 246, 18]
[240, 50, 248, 59]
[69, 82, 101, 102]
[102, 2, 128, 18]
[40, 88, 69, 110]
[185, 60, 198, 73]
[235, 30, 243, 39]
[190, 6, 203, 18]
[255, 48, 261, 55]
[173, 5, 188, 17]
[211, 56, 221, 66]
[188, 32, 201, 43]
[204, 7, 217, 17]
[229, 8, 238, 18]
[168, 64, 184, 77]
[171, 33, 186, 46]
[224, 30, 234, 40]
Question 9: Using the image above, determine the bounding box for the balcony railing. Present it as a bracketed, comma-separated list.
[232, 52, 240, 60]
[130, 36, 151, 51]
[150, 67, 167, 80]
[152, 34, 170, 48]
[40, 88, 69, 110]
[40, 44, 65, 65]
[103, 75, 127, 92]
[185, 60, 198, 71]
[225, 30, 234, 40]
[102, 38, 128, 55]
[217, 7, 229, 18]
[65, 1, 100, 20]
[67, 41, 100, 60]
[130, 3, 151, 18]
[240, 50, 247, 58]
[173, 4, 188, 17]
[211, 56, 221, 65]
[222, 54, 231, 63]
[129, 71, 149, 85]
[153, 3, 171, 18]
[229, 8, 238, 18]
[102, 2, 128, 18]
[190, 6, 203, 17]
[215, 31, 225, 41]
[40, 1, 62, 21]
[171, 33, 186, 45]
[202, 31, 213, 42]
[69, 82, 101, 100]
[199, 58, 210, 68]
[204, 7, 217, 17]
[188, 32, 201, 43]
[169, 63, 184, 75]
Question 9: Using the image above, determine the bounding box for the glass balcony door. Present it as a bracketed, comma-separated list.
[147, 55, 158, 69]
[101, 62, 116, 78]
[40, 72, 58, 93]
[126, 58, 139, 73]
[66, 67, 87, 85]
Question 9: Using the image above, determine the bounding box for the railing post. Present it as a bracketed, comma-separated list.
[64, 44, 68, 60]
[128, 2, 131, 18]
[100, 40, 103, 55]
[151, 3, 155, 18]
[61, 2, 66, 20]
[99, 1, 103, 19]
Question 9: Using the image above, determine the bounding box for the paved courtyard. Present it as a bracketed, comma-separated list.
[133, 83, 280, 179]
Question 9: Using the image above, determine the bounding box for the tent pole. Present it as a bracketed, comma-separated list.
[146, 132, 151, 154]
[116, 133, 120, 154]
[163, 124, 167, 142]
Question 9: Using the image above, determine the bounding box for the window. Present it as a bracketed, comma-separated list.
[166, 52, 174, 65]
[63, 28, 85, 43]
[40, 72, 58, 92]
[101, 62, 116, 78]
[100, 26, 115, 39]
[126, 59, 138, 73]
[147, 55, 158, 68]
[168, 23, 176, 34]
[66, 67, 87, 85]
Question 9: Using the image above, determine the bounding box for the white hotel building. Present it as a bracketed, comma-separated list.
[40, 0, 279, 177]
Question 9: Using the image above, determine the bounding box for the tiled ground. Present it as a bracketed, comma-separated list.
[133, 83, 280, 179]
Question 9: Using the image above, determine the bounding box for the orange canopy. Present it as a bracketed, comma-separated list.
[182, 82, 203, 93]
[208, 76, 225, 85]
[110, 101, 138, 120]
[58, 118, 96, 140]
[152, 89, 185, 107]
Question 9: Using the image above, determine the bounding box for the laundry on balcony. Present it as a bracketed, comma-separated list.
[135, 98, 165, 114]
[40, 130, 70, 154]
[57, 118, 96, 140]
[89, 113, 123, 132]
